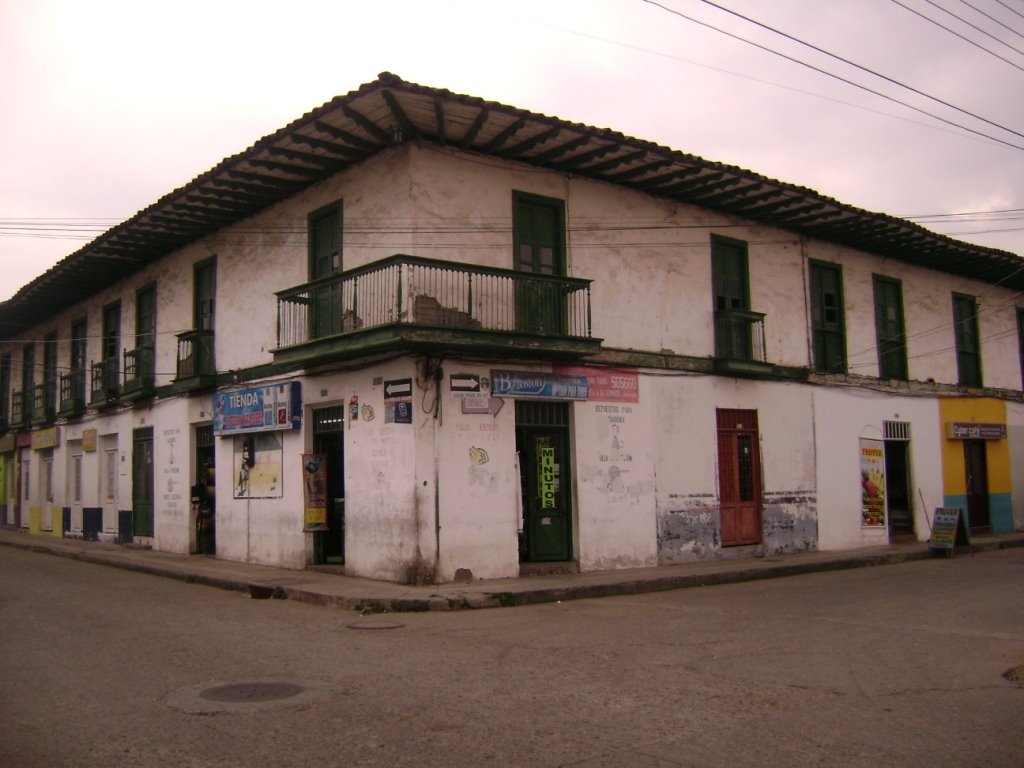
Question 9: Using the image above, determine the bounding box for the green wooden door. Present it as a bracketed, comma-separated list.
[309, 205, 342, 339]
[516, 401, 572, 562]
[711, 238, 751, 359]
[132, 427, 154, 537]
[514, 194, 565, 336]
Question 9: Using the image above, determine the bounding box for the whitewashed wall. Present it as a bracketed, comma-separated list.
[811, 388, 943, 550]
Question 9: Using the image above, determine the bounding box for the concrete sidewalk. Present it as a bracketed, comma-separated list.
[3, 527, 1023, 612]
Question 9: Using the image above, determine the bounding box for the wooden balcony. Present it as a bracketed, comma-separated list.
[10, 390, 28, 430]
[713, 309, 773, 377]
[122, 346, 155, 400]
[31, 381, 56, 426]
[174, 329, 216, 391]
[59, 370, 87, 418]
[90, 357, 120, 407]
[274, 255, 601, 367]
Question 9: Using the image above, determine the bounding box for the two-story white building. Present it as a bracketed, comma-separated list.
[1, 73, 1021, 583]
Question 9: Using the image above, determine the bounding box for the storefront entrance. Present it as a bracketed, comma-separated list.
[516, 401, 572, 562]
[884, 421, 914, 538]
[963, 439, 991, 532]
[193, 425, 216, 555]
[312, 406, 345, 565]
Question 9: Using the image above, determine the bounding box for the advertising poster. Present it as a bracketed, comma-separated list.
[302, 454, 328, 531]
[233, 433, 283, 499]
[859, 438, 886, 527]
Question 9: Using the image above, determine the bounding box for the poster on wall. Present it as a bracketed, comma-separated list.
[859, 438, 886, 527]
[233, 433, 284, 499]
[302, 454, 328, 531]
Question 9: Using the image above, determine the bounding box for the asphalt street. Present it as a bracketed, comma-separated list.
[1, 545, 1022, 767]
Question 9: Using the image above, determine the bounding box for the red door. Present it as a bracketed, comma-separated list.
[717, 409, 762, 547]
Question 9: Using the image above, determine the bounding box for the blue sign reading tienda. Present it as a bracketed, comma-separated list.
[490, 370, 589, 400]
[213, 381, 302, 435]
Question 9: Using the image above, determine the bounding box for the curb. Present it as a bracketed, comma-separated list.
[2, 532, 1022, 612]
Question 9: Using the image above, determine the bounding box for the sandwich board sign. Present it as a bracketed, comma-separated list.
[930, 508, 970, 555]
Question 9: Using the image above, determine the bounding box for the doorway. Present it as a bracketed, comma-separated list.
[516, 401, 572, 562]
[312, 406, 345, 565]
[716, 409, 762, 547]
[963, 439, 991, 532]
[194, 425, 216, 555]
[884, 421, 915, 538]
[513, 193, 566, 336]
[132, 427, 154, 538]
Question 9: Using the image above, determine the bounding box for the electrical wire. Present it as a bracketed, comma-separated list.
[643, 0, 1024, 151]
[920, 0, 1024, 55]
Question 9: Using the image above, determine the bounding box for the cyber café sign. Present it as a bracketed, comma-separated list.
[213, 381, 302, 436]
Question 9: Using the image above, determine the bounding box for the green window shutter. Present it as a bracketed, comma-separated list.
[809, 261, 846, 374]
[873, 276, 907, 380]
[953, 293, 982, 387]
[309, 204, 341, 280]
[711, 238, 748, 312]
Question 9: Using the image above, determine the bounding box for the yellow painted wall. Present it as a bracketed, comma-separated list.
[939, 398, 1010, 494]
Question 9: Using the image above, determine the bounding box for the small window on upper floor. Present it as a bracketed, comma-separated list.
[952, 293, 982, 387]
[809, 261, 846, 374]
[309, 203, 342, 280]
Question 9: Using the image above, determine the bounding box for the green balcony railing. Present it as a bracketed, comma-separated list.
[59, 369, 87, 417]
[31, 381, 57, 426]
[714, 309, 767, 363]
[123, 345, 155, 396]
[10, 389, 28, 430]
[276, 255, 593, 349]
[90, 357, 120, 404]
[175, 329, 215, 381]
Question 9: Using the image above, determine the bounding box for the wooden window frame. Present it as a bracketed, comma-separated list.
[952, 293, 982, 387]
[809, 260, 847, 374]
[873, 275, 908, 381]
[308, 202, 342, 280]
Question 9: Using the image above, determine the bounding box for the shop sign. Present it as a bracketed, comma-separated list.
[82, 428, 97, 452]
[859, 438, 886, 527]
[491, 370, 588, 400]
[553, 365, 639, 403]
[31, 426, 61, 451]
[929, 507, 970, 552]
[946, 422, 1005, 440]
[0, 433, 15, 453]
[302, 454, 328, 532]
[213, 381, 302, 435]
[539, 445, 556, 509]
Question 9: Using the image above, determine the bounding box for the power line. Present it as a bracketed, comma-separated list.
[890, 0, 1024, 69]
[991, 0, 1024, 25]
[957, 0, 1024, 42]
[674, 0, 1024, 141]
[925, 0, 1024, 54]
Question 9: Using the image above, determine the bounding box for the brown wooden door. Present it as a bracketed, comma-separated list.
[717, 409, 762, 547]
[963, 439, 990, 531]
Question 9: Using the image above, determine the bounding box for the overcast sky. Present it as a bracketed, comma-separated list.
[1, 0, 1022, 301]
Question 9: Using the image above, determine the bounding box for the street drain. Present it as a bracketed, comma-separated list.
[200, 682, 304, 703]
[166, 678, 334, 714]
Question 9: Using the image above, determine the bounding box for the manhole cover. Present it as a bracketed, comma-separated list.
[200, 682, 305, 703]
[345, 620, 405, 630]
[166, 678, 334, 714]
